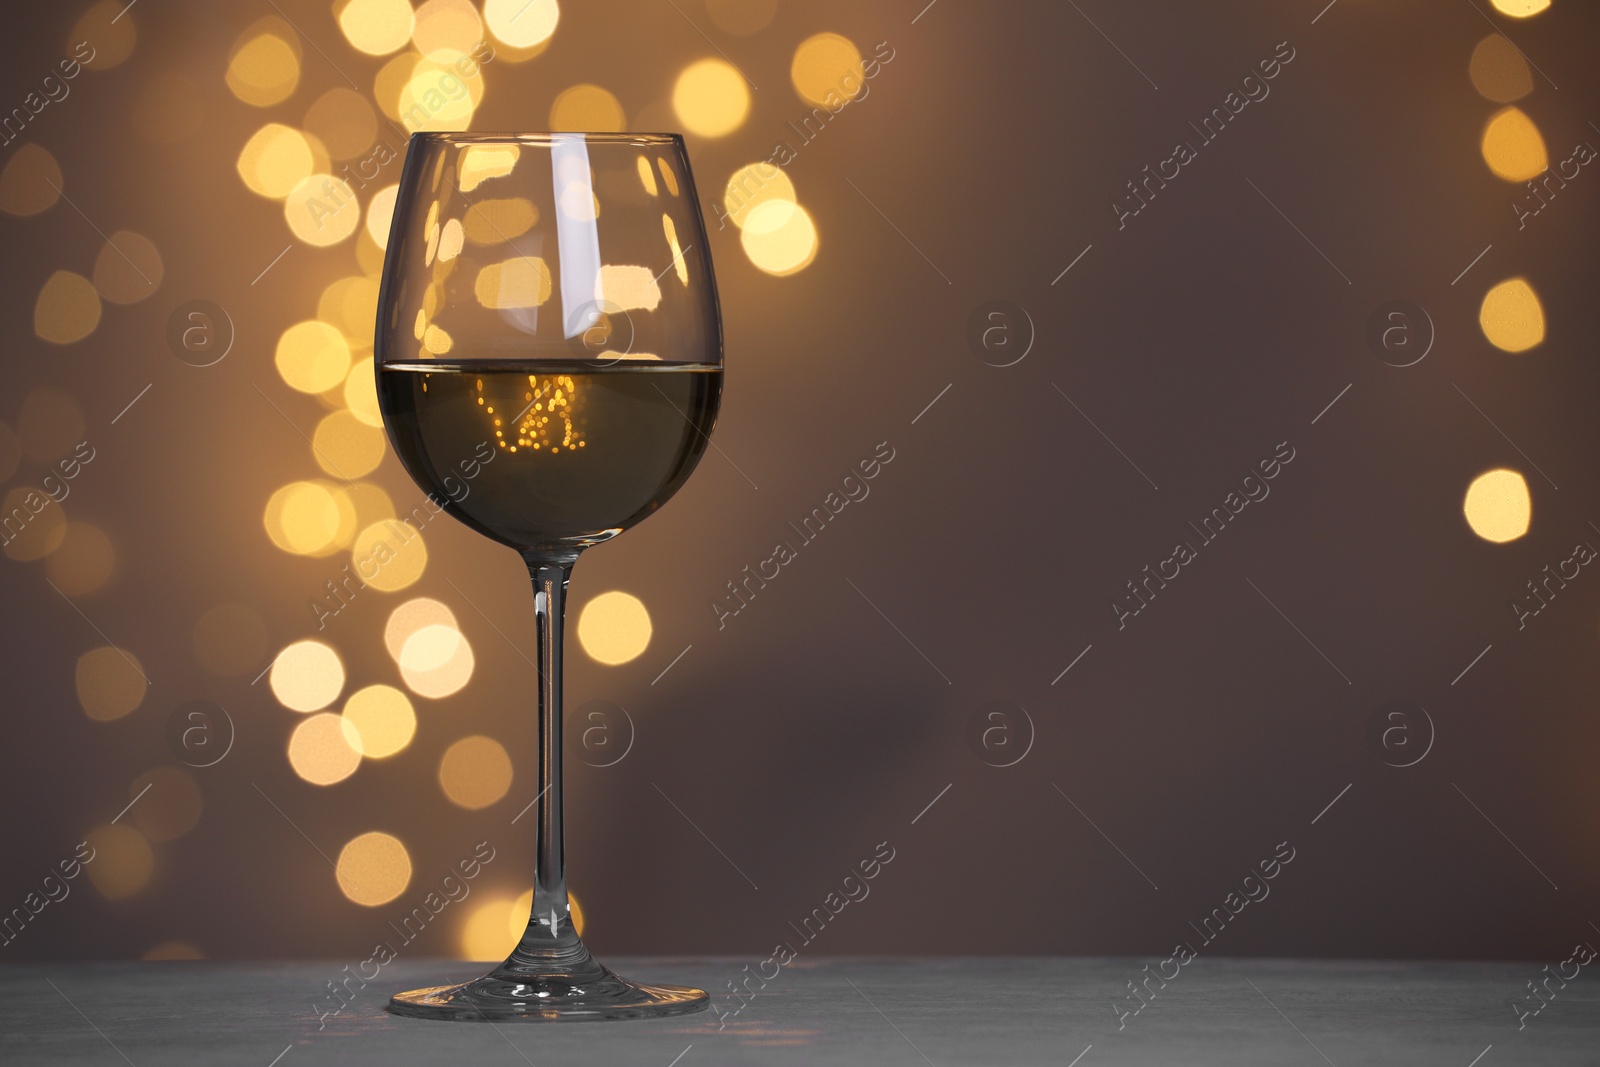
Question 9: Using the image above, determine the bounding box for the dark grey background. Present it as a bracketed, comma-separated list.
[2, 0, 1597, 965]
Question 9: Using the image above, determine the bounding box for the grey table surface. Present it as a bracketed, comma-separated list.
[2, 958, 1595, 1065]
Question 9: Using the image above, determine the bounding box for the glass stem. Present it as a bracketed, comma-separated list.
[522, 553, 579, 953]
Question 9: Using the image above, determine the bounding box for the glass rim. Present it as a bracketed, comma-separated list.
[408, 131, 685, 147]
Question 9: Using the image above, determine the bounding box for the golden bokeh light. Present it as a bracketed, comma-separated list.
[595, 264, 662, 312]
[83, 824, 153, 900]
[549, 84, 625, 132]
[237, 124, 314, 200]
[475, 256, 552, 308]
[336, 831, 413, 906]
[304, 88, 379, 163]
[1464, 469, 1531, 543]
[192, 602, 269, 677]
[338, 0, 416, 55]
[385, 598, 459, 661]
[741, 200, 819, 276]
[276, 320, 353, 394]
[1479, 277, 1545, 352]
[75, 646, 146, 721]
[398, 57, 482, 132]
[128, 767, 203, 843]
[437, 217, 465, 262]
[319, 275, 381, 343]
[18, 387, 85, 462]
[375, 52, 424, 121]
[345, 358, 384, 426]
[401, 623, 475, 698]
[314, 409, 388, 478]
[133, 72, 206, 145]
[413, 0, 484, 59]
[269, 639, 346, 712]
[264, 481, 352, 557]
[484, 0, 559, 49]
[34, 271, 101, 345]
[1469, 34, 1533, 103]
[44, 522, 116, 596]
[288, 712, 363, 785]
[351, 520, 428, 591]
[464, 197, 539, 244]
[1481, 106, 1548, 181]
[438, 735, 511, 808]
[707, 0, 777, 35]
[92, 231, 163, 305]
[791, 32, 865, 108]
[1, 486, 66, 561]
[225, 23, 301, 107]
[286, 174, 362, 246]
[1489, 0, 1550, 15]
[673, 59, 750, 137]
[71, 1, 137, 70]
[459, 144, 521, 193]
[142, 941, 205, 961]
[342, 684, 417, 758]
[637, 156, 659, 196]
[663, 214, 689, 285]
[366, 184, 400, 249]
[460, 891, 583, 959]
[724, 162, 796, 229]
[576, 591, 653, 666]
[0, 144, 63, 216]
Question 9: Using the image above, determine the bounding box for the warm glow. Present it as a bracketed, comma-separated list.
[386, 599, 460, 661]
[595, 264, 662, 311]
[1469, 34, 1533, 103]
[438, 735, 512, 808]
[398, 58, 482, 132]
[336, 832, 413, 906]
[288, 712, 363, 785]
[1479, 277, 1545, 352]
[637, 156, 659, 196]
[461, 891, 584, 959]
[400, 624, 476, 698]
[264, 481, 354, 557]
[75, 646, 146, 721]
[347, 482, 396, 529]
[92, 231, 163, 305]
[375, 52, 424, 122]
[83, 824, 153, 900]
[437, 218, 465, 261]
[304, 87, 379, 161]
[72, 1, 137, 70]
[1489, 0, 1550, 15]
[791, 32, 866, 108]
[269, 639, 346, 713]
[338, 0, 416, 55]
[663, 215, 689, 285]
[0, 144, 63, 216]
[576, 591, 653, 665]
[366, 184, 400, 250]
[351, 521, 428, 591]
[0, 487, 66, 561]
[708, 0, 777, 35]
[44, 523, 116, 596]
[458, 144, 521, 193]
[342, 684, 417, 758]
[237, 124, 314, 200]
[725, 162, 796, 229]
[33, 271, 101, 345]
[413, 0, 483, 59]
[741, 200, 819, 275]
[464, 197, 539, 244]
[285, 175, 361, 246]
[1481, 107, 1548, 181]
[513, 888, 584, 938]
[128, 767, 203, 843]
[549, 84, 625, 132]
[193, 603, 269, 677]
[484, 0, 559, 48]
[226, 28, 300, 107]
[1464, 469, 1531, 542]
[314, 410, 388, 478]
[673, 59, 750, 137]
[345, 358, 384, 426]
[319, 275, 381, 343]
[276, 320, 353, 393]
[475, 256, 553, 308]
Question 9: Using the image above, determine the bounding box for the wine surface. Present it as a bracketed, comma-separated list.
[378, 360, 721, 553]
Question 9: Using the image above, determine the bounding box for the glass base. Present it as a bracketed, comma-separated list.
[387, 921, 707, 1022]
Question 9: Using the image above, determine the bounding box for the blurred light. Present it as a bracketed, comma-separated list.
[1489, 0, 1550, 15]
[741, 200, 818, 275]
[269, 639, 346, 712]
[656, 159, 680, 197]
[83, 824, 153, 900]
[438, 735, 511, 808]
[345, 358, 384, 426]
[512, 888, 584, 938]
[71, 1, 137, 70]
[318, 275, 381, 343]
[346, 481, 396, 529]
[226, 24, 301, 107]
[44, 523, 116, 596]
[92, 231, 163, 305]
[264, 480, 357, 557]
[0, 144, 63, 216]
[134, 72, 206, 145]
[460, 890, 583, 959]
[576, 591, 652, 665]
[663, 215, 689, 285]
[0, 487, 66, 561]
[463, 197, 539, 244]
[285, 174, 362, 245]
[1481, 106, 1548, 181]
[459, 144, 520, 193]
[128, 767, 203, 843]
[385, 598, 460, 661]
[18, 387, 85, 462]
[707, 0, 777, 35]
[595, 265, 662, 311]
[33, 271, 101, 345]
[366, 184, 400, 250]
[236, 124, 314, 200]
[192, 602, 269, 677]
[342, 684, 417, 758]
[276, 320, 353, 393]
[724, 162, 795, 229]
[288, 712, 363, 785]
[637, 156, 659, 196]
[791, 32, 865, 108]
[401, 624, 475, 698]
[1464, 469, 1531, 542]
[398, 58, 481, 132]
[549, 84, 625, 132]
[475, 256, 552, 308]
[338, 0, 416, 55]
[75, 646, 146, 721]
[336, 832, 412, 906]
[375, 52, 424, 122]
[438, 218, 465, 261]
[351, 520, 428, 591]
[422, 324, 454, 354]
[1479, 277, 1545, 352]
[358, 226, 389, 276]
[485, 0, 559, 48]
[304, 88, 379, 162]
[558, 180, 599, 222]
[673, 59, 750, 137]
[142, 942, 205, 961]
[1469, 34, 1533, 103]
[314, 410, 388, 478]
[413, 0, 483, 58]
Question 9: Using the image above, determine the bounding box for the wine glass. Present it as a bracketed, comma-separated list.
[374, 132, 721, 1021]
